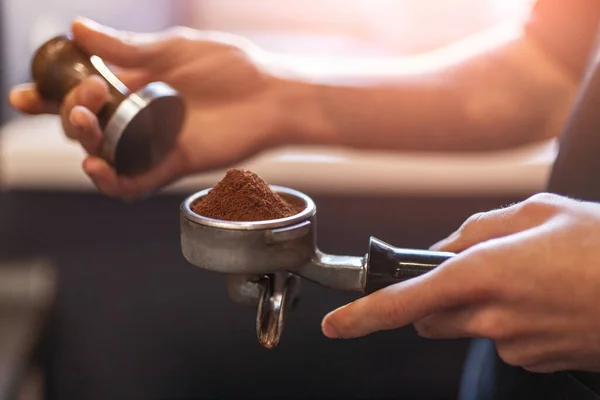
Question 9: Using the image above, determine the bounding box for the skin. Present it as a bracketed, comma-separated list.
[9, 17, 578, 200]
[9, 17, 599, 375]
[322, 193, 600, 374]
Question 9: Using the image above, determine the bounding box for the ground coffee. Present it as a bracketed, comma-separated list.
[191, 168, 303, 221]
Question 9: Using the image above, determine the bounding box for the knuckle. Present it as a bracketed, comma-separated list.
[528, 192, 559, 203]
[523, 364, 557, 374]
[165, 26, 196, 43]
[127, 44, 147, 61]
[413, 321, 435, 339]
[414, 320, 443, 339]
[454, 247, 502, 299]
[375, 296, 405, 329]
[119, 30, 144, 52]
[414, 325, 433, 339]
[471, 310, 513, 340]
[520, 192, 562, 214]
[497, 349, 524, 368]
[458, 212, 486, 237]
[497, 343, 548, 369]
[497, 345, 530, 368]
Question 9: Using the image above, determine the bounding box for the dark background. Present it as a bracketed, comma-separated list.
[0, 189, 525, 399]
[0, 1, 6, 125]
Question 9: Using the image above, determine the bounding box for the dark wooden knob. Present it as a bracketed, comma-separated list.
[31, 34, 126, 130]
[30, 34, 186, 176]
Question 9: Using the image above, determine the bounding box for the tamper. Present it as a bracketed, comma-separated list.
[31, 35, 186, 175]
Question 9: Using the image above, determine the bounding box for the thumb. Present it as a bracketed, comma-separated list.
[71, 18, 170, 69]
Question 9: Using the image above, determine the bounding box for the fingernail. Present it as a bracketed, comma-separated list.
[16, 89, 39, 103]
[322, 306, 349, 338]
[7, 89, 21, 104]
[25, 90, 38, 100]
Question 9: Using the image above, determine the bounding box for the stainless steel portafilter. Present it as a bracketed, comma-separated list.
[180, 186, 455, 348]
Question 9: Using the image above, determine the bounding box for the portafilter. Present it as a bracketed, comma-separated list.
[180, 186, 455, 348]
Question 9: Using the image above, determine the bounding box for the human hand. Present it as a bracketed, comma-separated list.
[9, 18, 305, 200]
[322, 193, 600, 373]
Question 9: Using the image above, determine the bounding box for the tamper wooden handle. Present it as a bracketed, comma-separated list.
[31, 35, 127, 130]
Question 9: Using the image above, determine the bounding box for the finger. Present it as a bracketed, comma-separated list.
[82, 157, 121, 197]
[8, 83, 58, 115]
[321, 253, 492, 339]
[497, 336, 580, 373]
[83, 149, 187, 200]
[430, 194, 561, 252]
[115, 150, 188, 201]
[523, 355, 600, 374]
[430, 209, 518, 253]
[112, 68, 152, 92]
[414, 305, 518, 340]
[60, 75, 109, 140]
[70, 106, 103, 155]
[414, 306, 484, 340]
[523, 362, 573, 374]
[71, 17, 172, 69]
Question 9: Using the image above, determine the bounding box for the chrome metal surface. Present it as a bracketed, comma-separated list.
[227, 274, 264, 308]
[102, 82, 185, 174]
[180, 185, 366, 288]
[180, 186, 317, 275]
[180, 185, 365, 347]
[255, 272, 300, 349]
[179, 185, 450, 347]
[296, 251, 366, 292]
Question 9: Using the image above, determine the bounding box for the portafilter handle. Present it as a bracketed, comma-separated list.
[363, 237, 455, 294]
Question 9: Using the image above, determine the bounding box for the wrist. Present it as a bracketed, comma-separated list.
[266, 75, 336, 147]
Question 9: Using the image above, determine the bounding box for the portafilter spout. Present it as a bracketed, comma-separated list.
[180, 186, 455, 347]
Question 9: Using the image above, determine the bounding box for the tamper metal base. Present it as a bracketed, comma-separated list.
[105, 82, 185, 176]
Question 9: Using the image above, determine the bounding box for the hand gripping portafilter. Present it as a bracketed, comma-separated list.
[32, 35, 185, 175]
[180, 186, 455, 348]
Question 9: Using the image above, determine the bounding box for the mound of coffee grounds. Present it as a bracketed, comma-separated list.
[191, 168, 303, 221]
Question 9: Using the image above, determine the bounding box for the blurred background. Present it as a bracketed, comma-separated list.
[1, 0, 535, 123]
[0, 1, 551, 399]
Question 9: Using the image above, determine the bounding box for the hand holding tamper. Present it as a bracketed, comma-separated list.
[31, 34, 186, 176]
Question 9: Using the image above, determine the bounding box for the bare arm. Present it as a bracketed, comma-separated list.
[270, 22, 582, 152]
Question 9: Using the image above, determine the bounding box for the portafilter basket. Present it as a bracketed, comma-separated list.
[180, 186, 455, 348]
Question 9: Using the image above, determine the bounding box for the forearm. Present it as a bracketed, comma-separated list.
[271, 23, 579, 152]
